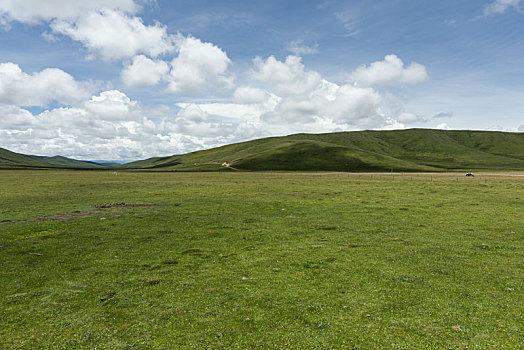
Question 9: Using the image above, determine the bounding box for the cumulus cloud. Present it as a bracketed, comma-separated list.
[0, 0, 139, 24]
[325, 85, 382, 124]
[0, 62, 93, 106]
[251, 55, 323, 96]
[247, 55, 387, 128]
[2, 1, 235, 99]
[84, 90, 143, 121]
[121, 55, 169, 87]
[436, 122, 451, 130]
[0, 104, 36, 128]
[1, 1, 178, 63]
[483, 0, 522, 16]
[178, 95, 280, 122]
[1, 89, 265, 160]
[349, 54, 428, 87]
[166, 35, 234, 95]
[160, 104, 235, 138]
[233, 86, 270, 104]
[51, 9, 175, 61]
[396, 112, 429, 124]
[287, 39, 319, 56]
[0, 90, 205, 160]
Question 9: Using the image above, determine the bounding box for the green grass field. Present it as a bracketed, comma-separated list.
[1, 171, 522, 349]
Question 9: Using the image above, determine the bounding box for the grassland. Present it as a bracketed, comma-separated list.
[0, 171, 522, 349]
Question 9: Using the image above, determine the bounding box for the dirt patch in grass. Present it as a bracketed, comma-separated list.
[9, 204, 162, 223]
[94, 202, 158, 208]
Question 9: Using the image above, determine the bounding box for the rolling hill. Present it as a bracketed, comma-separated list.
[121, 129, 524, 172]
[2, 129, 523, 171]
[0, 148, 106, 169]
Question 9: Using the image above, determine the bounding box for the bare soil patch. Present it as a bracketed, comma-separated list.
[94, 203, 158, 208]
[7, 203, 161, 223]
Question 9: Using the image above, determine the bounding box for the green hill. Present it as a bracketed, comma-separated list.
[29, 155, 105, 168]
[2, 129, 523, 171]
[0, 148, 52, 168]
[121, 129, 524, 172]
[0, 148, 105, 169]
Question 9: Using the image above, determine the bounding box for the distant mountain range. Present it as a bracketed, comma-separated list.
[2, 129, 524, 171]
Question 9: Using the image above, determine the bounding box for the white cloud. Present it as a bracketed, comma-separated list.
[436, 122, 451, 130]
[0, 62, 93, 106]
[349, 54, 428, 87]
[0, 90, 203, 160]
[161, 104, 234, 138]
[176, 104, 208, 123]
[247, 55, 387, 128]
[178, 94, 280, 121]
[172, 102, 272, 142]
[397, 112, 425, 124]
[0, 104, 36, 128]
[84, 90, 143, 121]
[51, 9, 175, 61]
[2, 2, 235, 99]
[287, 39, 319, 56]
[0, 0, 139, 24]
[251, 55, 323, 96]
[518, 124, 524, 131]
[0, 89, 259, 160]
[121, 55, 169, 87]
[167, 35, 234, 95]
[483, 0, 522, 16]
[233, 86, 270, 104]
[325, 85, 382, 124]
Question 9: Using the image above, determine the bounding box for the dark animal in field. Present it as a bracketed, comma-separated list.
[465, 173, 474, 177]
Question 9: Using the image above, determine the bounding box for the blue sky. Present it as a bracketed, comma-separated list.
[0, 0, 523, 160]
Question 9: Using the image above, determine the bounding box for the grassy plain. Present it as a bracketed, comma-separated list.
[0, 170, 522, 349]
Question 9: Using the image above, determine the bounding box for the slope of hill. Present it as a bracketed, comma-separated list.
[122, 129, 524, 172]
[0, 148, 52, 168]
[3, 129, 523, 171]
[29, 155, 105, 168]
[0, 148, 105, 169]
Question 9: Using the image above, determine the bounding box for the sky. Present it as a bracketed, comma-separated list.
[0, 0, 523, 161]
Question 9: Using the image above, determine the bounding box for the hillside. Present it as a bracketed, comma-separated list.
[29, 155, 105, 168]
[0, 148, 105, 169]
[2, 129, 523, 171]
[121, 129, 524, 172]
